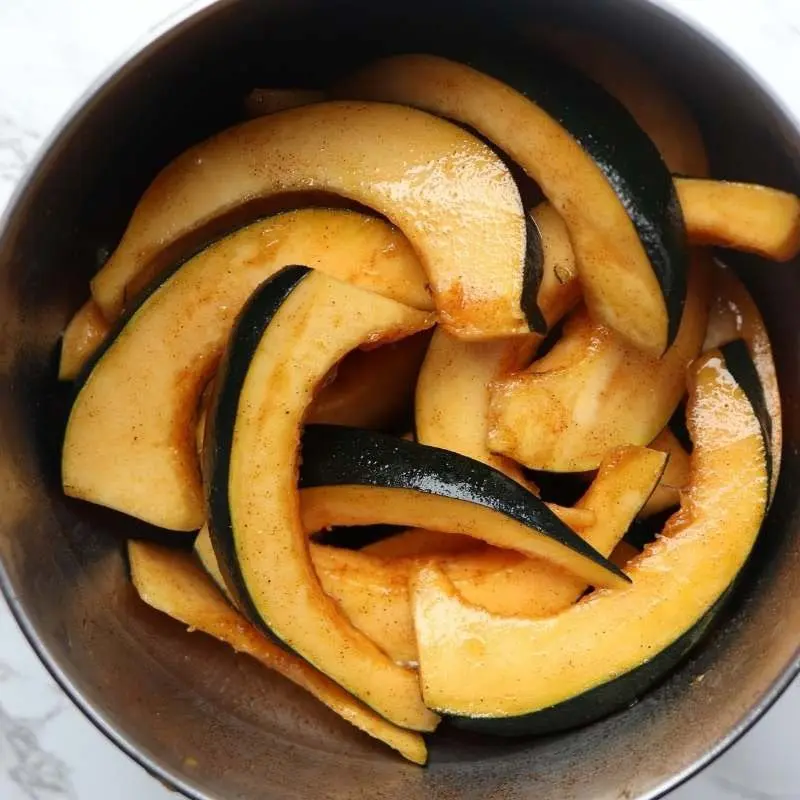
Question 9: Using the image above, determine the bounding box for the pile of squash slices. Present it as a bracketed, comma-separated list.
[60, 36, 796, 765]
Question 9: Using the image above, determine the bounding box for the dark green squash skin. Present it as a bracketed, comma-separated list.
[301, 425, 628, 585]
[203, 265, 312, 626]
[450, 591, 729, 737]
[447, 120, 546, 333]
[441, 49, 689, 347]
[719, 339, 774, 488]
[443, 341, 771, 737]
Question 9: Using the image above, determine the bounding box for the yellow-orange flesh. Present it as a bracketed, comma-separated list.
[412, 348, 768, 719]
[128, 540, 427, 764]
[90, 101, 528, 340]
[415, 203, 579, 487]
[488, 254, 710, 472]
[63, 210, 431, 531]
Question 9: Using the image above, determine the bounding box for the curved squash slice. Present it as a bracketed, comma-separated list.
[703, 262, 782, 498]
[308, 332, 431, 429]
[63, 209, 431, 531]
[128, 541, 426, 764]
[677, 178, 800, 261]
[415, 203, 579, 484]
[59, 299, 110, 380]
[640, 427, 690, 517]
[245, 88, 325, 117]
[412, 341, 770, 735]
[537, 28, 709, 176]
[299, 426, 628, 589]
[292, 444, 660, 665]
[90, 101, 531, 340]
[204, 266, 438, 731]
[488, 254, 710, 472]
[339, 54, 687, 354]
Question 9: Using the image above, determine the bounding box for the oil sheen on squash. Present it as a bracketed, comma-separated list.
[488, 253, 710, 472]
[63, 209, 430, 531]
[204, 266, 438, 731]
[411, 343, 769, 735]
[299, 444, 662, 665]
[415, 203, 579, 486]
[90, 102, 530, 340]
[339, 53, 687, 355]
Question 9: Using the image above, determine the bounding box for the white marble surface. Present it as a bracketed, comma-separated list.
[0, 0, 799, 798]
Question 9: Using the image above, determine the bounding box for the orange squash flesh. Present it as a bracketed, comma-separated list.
[307, 332, 431, 430]
[89, 102, 528, 340]
[251, 446, 662, 665]
[362, 529, 478, 558]
[204, 268, 437, 731]
[128, 540, 427, 764]
[63, 209, 431, 532]
[415, 203, 579, 486]
[678, 178, 800, 262]
[338, 54, 685, 355]
[488, 254, 710, 472]
[412, 347, 768, 732]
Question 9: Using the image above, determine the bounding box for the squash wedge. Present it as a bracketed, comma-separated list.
[90, 101, 533, 340]
[537, 28, 709, 176]
[292, 445, 660, 664]
[488, 254, 710, 472]
[63, 209, 431, 531]
[198, 444, 655, 666]
[298, 426, 629, 590]
[677, 178, 800, 261]
[128, 541, 427, 764]
[412, 341, 770, 735]
[703, 262, 782, 498]
[204, 266, 438, 731]
[415, 203, 579, 484]
[308, 332, 431, 429]
[59, 299, 110, 380]
[339, 54, 688, 354]
[640, 427, 690, 517]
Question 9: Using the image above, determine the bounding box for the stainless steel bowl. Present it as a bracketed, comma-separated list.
[0, 1, 798, 798]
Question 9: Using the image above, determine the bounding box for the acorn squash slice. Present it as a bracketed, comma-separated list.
[90, 101, 534, 340]
[640, 427, 690, 517]
[703, 262, 782, 498]
[297, 426, 628, 589]
[205, 266, 436, 731]
[488, 253, 710, 472]
[197, 443, 653, 667]
[62, 209, 431, 531]
[677, 178, 800, 261]
[412, 340, 770, 735]
[58, 299, 110, 380]
[415, 203, 579, 485]
[280, 444, 658, 665]
[339, 53, 688, 355]
[128, 540, 427, 764]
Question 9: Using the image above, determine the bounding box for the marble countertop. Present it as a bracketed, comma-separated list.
[0, 1, 798, 798]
